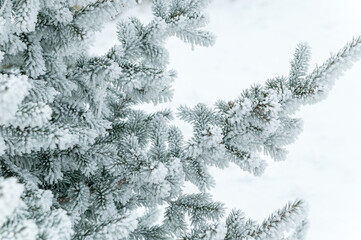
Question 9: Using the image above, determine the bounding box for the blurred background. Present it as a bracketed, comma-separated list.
[91, 0, 361, 239]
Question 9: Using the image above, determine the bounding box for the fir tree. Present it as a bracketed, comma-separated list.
[0, 0, 360, 239]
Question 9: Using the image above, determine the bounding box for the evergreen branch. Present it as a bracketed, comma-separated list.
[248, 199, 307, 239]
[289, 42, 311, 85]
[298, 36, 361, 102]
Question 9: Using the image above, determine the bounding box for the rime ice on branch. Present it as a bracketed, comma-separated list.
[0, 0, 360, 239]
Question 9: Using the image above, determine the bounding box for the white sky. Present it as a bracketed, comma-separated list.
[91, 0, 361, 239]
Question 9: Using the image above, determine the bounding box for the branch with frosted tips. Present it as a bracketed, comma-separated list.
[73, 0, 137, 31]
[0, 120, 104, 156]
[181, 222, 227, 240]
[152, 0, 213, 23]
[105, 34, 177, 107]
[175, 37, 361, 182]
[221, 200, 307, 240]
[215, 37, 361, 175]
[177, 104, 229, 190]
[104, 0, 216, 109]
[224, 146, 267, 176]
[129, 207, 171, 240]
[298, 36, 361, 104]
[112, 0, 215, 66]
[115, 17, 171, 67]
[177, 103, 267, 181]
[152, 0, 215, 48]
[163, 193, 225, 237]
[72, 210, 139, 240]
[224, 209, 247, 239]
[289, 42, 311, 86]
[248, 199, 308, 240]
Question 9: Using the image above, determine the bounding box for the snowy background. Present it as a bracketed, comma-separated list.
[91, 0, 361, 239]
